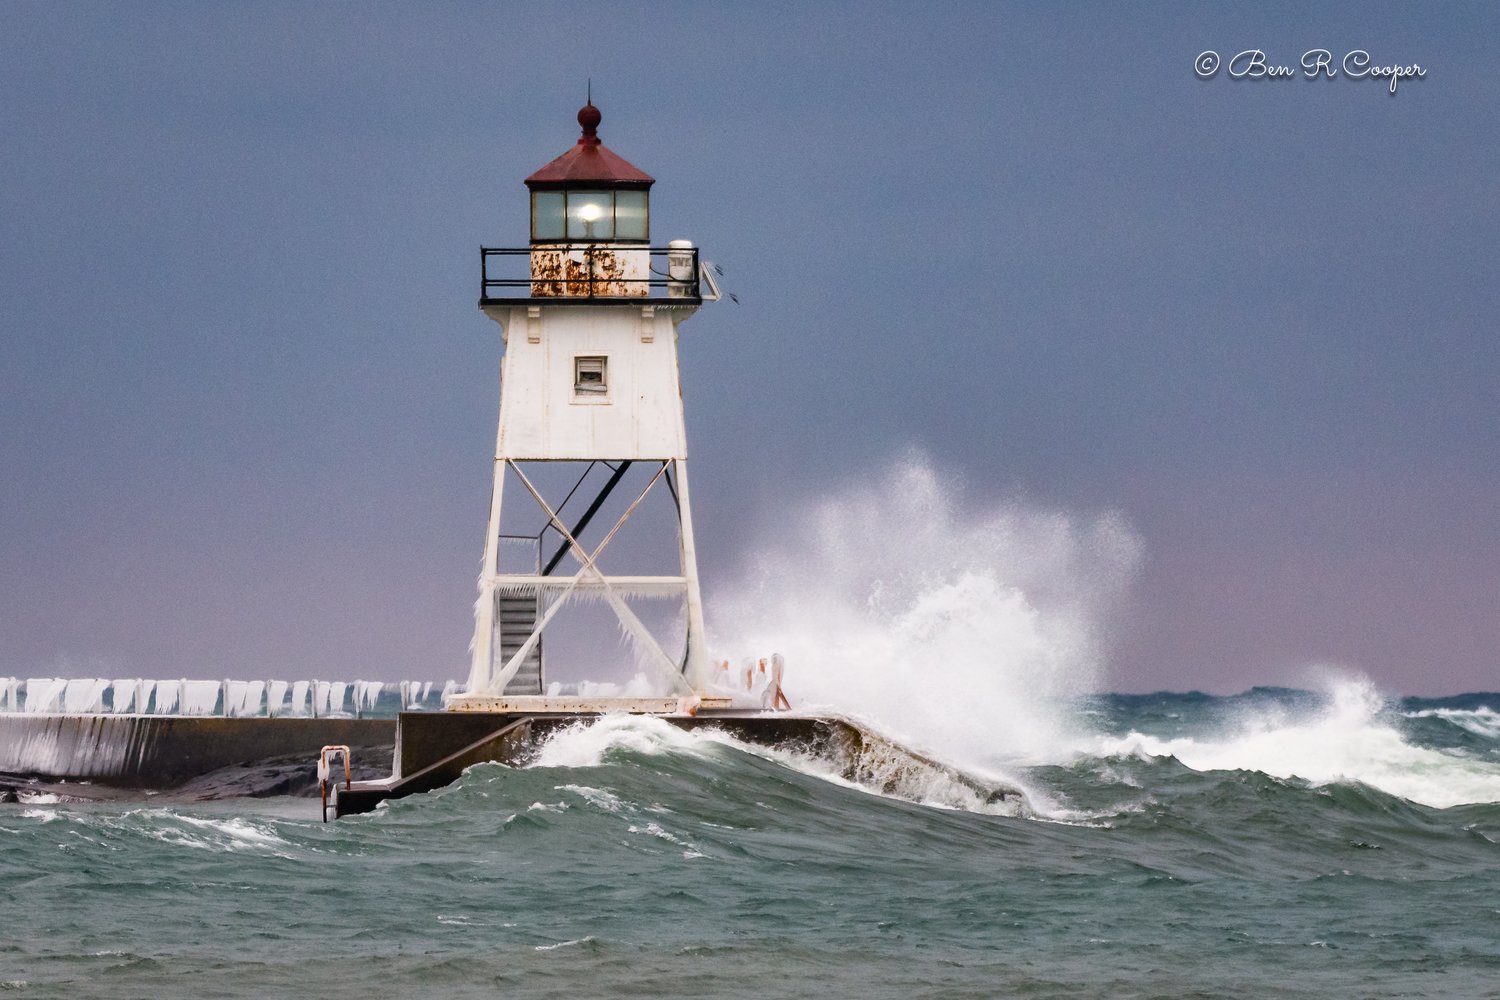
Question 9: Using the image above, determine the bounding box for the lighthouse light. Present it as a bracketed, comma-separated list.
[567, 191, 613, 239]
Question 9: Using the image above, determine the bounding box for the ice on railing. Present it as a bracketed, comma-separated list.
[224, 680, 266, 718]
[111, 678, 141, 713]
[155, 680, 180, 715]
[399, 680, 435, 709]
[267, 680, 289, 717]
[182, 680, 221, 716]
[62, 679, 109, 713]
[26, 678, 67, 713]
[357, 681, 383, 713]
[0, 677, 460, 717]
[1, 677, 20, 711]
[313, 681, 349, 717]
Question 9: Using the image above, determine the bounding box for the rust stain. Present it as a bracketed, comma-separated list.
[530, 247, 644, 298]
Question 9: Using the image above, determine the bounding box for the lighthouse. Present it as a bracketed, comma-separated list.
[459, 101, 715, 705]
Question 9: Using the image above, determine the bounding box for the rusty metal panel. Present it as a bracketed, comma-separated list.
[530, 245, 649, 297]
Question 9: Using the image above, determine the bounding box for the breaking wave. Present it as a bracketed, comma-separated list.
[1085, 678, 1500, 809]
[709, 454, 1141, 767]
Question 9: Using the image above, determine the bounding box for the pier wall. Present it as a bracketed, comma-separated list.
[0, 714, 394, 787]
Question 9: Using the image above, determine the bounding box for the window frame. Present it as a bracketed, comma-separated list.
[573, 355, 609, 401]
[530, 189, 651, 243]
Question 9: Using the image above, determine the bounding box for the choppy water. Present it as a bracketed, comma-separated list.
[3, 685, 1498, 999]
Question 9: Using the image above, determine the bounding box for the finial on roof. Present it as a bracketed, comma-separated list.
[577, 99, 601, 145]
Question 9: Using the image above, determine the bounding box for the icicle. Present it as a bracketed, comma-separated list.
[110, 678, 137, 713]
[60, 679, 107, 713]
[362, 681, 383, 713]
[291, 680, 311, 717]
[225, 680, 246, 717]
[267, 680, 289, 718]
[26, 678, 62, 713]
[329, 681, 348, 716]
[181, 680, 220, 716]
[155, 680, 180, 715]
[225, 680, 265, 718]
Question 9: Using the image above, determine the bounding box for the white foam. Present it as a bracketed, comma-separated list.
[19, 793, 62, 805]
[534, 936, 595, 952]
[556, 784, 624, 812]
[140, 811, 293, 854]
[1404, 707, 1500, 741]
[710, 454, 1140, 768]
[627, 819, 703, 858]
[530, 714, 707, 769]
[1088, 678, 1500, 809]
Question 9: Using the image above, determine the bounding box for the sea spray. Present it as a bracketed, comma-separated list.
[1089, 676, 1500, 808]
[710, 454, 1141, 767]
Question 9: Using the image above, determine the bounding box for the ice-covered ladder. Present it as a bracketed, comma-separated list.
[497, 594, 542, 694]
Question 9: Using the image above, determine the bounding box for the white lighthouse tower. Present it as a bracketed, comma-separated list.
[459, 101, 715, 706]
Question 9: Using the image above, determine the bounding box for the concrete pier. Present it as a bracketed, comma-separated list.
[331, 710, 1025, 818]
[0, 714, 393, 788]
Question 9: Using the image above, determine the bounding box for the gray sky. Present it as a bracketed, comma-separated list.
[2, 3, 1495, 694]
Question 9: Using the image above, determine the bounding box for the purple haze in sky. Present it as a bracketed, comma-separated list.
[1, 4, 1495, 694]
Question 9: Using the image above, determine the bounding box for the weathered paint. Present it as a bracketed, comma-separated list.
[529, 245, 649, 298]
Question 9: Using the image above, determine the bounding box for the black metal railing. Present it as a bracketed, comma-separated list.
[480, 246, 701, 304]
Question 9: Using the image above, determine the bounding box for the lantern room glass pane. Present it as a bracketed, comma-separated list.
[614, 190, 648, 240]
[566, 190, 614, 240]
[532, 191, 565, 241]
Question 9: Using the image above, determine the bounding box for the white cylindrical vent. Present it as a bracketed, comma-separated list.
[667, 239, 695, 296]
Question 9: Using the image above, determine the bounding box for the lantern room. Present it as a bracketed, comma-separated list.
[525, 101, 654, 244]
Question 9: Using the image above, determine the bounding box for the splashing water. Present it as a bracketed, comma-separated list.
[1090, 676, 1500, 809]
[709, 455, 1141, 767]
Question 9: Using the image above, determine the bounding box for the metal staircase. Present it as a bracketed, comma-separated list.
[498, 594, 543, 694]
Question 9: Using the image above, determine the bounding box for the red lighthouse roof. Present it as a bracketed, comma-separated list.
[524, 102, 654, 189]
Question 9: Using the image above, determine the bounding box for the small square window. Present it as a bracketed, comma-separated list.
[575, 356, 607, 394]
